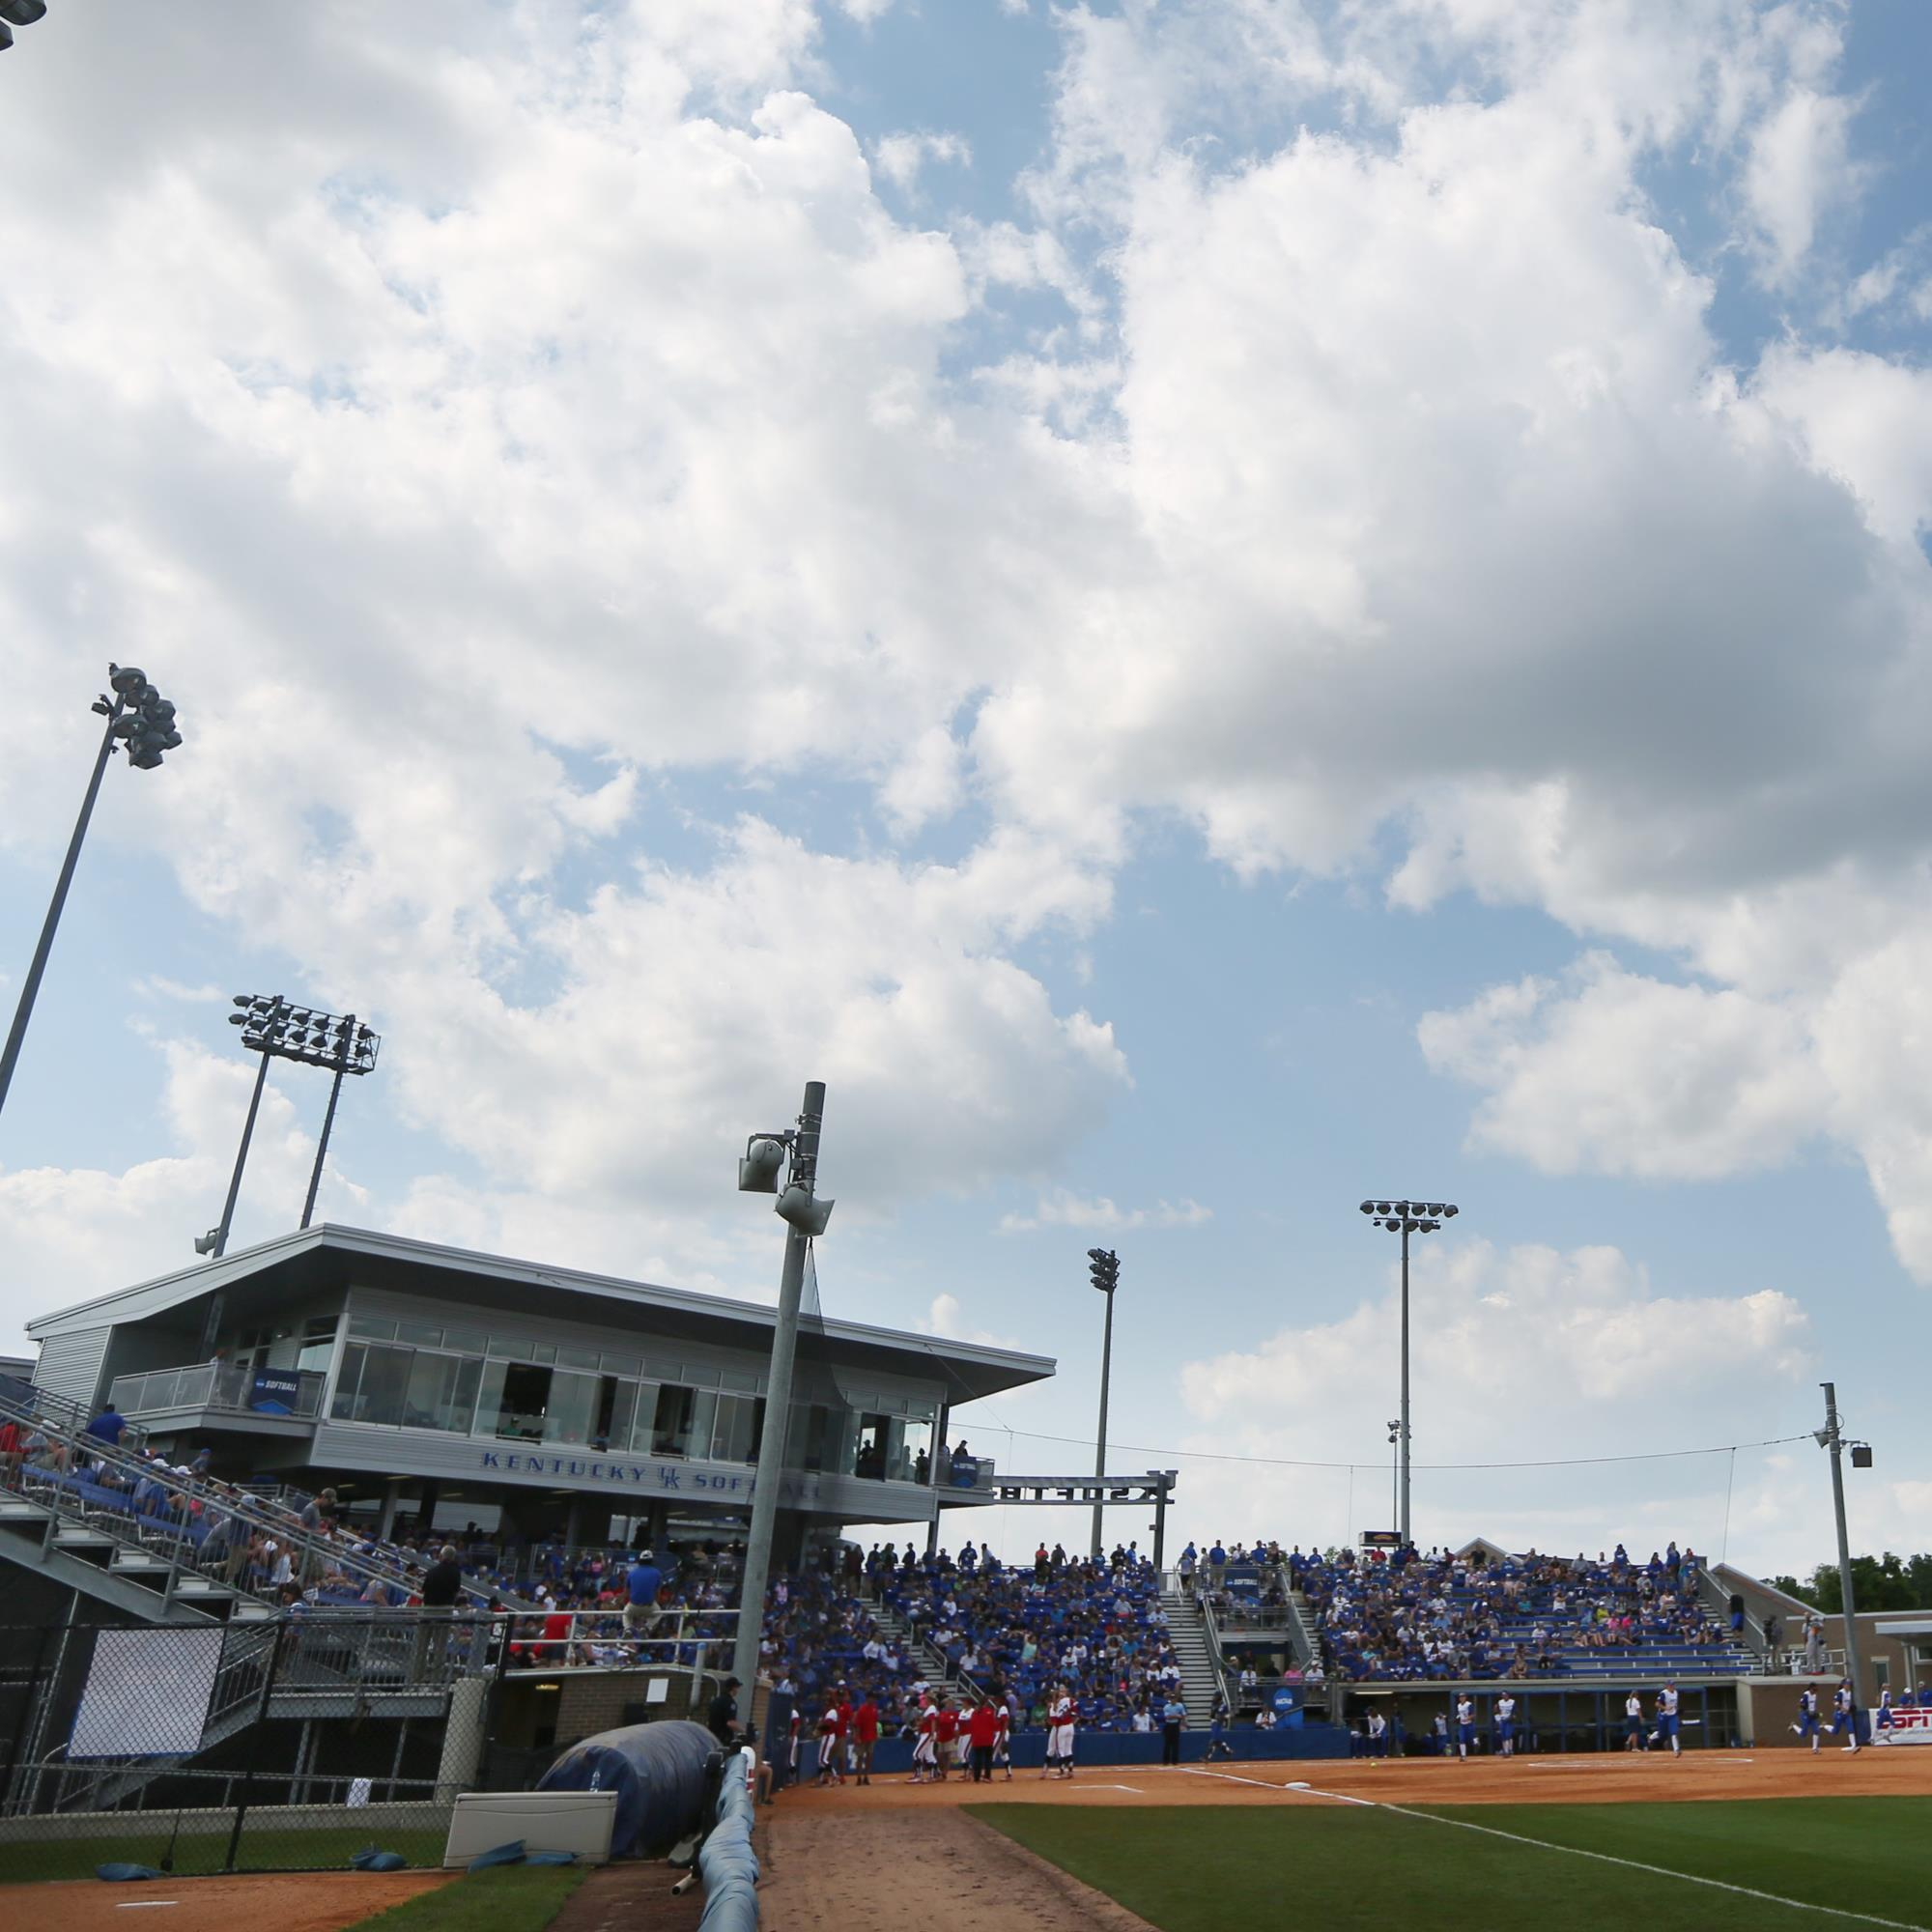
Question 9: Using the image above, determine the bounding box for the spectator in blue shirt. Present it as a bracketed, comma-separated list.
[85, 1405, 128, 1448]
[624, 1550, 663, 1634]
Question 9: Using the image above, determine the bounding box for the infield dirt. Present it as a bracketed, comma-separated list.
[16, 1868, 455, 1932]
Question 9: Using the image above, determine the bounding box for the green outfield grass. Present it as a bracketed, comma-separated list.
[974, 1797, 1932, 1932]
[347, 1865, 586, 1931]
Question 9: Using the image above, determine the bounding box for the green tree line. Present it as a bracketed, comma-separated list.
[1764, 1552, 1932, 1613]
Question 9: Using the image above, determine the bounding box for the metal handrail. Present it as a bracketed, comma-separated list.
[0, 1386, 522, 1614]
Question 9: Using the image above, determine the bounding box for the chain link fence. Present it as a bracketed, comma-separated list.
[0, 1617, 482, 1879]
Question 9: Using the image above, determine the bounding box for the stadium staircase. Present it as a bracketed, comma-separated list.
[0, 1380, 518, 1626]
[867, 1597, 984, 1702]
[1159, 1577, 1227, 1720]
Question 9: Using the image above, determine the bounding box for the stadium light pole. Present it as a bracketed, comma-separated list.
[1358, 1197, 1458, 1548]
[731, 1081, 834, 1695]
[1087, 1248, 1120, 1561]
[1817, 1381, 1873, 1724]
[1386, 1420, 1401, 1533]
[198, 995, 382, 1257]
[0, 2, 51, 54]
[0, 665, 184, 1125]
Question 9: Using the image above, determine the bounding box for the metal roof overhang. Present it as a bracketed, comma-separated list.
[25, 1224, 1055, 1404]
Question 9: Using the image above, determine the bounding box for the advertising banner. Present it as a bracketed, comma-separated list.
[1876, 1708, 1932, 1746]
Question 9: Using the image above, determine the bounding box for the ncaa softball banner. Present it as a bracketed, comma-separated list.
[1876, 1708, 1932, 1747]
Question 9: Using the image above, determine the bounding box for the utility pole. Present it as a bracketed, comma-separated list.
[731, 1083, 832, 1694]
[0, 666, 182, 1122]
[1820, 1381, 1870, 1725]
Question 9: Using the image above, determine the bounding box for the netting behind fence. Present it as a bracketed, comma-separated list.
[0, 1617, 474, 1878]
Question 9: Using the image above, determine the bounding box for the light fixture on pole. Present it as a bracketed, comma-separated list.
[202, 993, 382, 1258]
[1358, 1197, 1458, 1549]
[1087, 1247, 1120, 1561]
[730, 1082, 833, 1693]
[0, 2, 51, 54]
[0, 665, 184, 1124]
[1816, 1381, 1872, 1731]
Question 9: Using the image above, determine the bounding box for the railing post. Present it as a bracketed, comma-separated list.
[223, 1619, 284, 1874]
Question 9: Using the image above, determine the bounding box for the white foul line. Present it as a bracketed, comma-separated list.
[1372, 1799, 1927, 1932]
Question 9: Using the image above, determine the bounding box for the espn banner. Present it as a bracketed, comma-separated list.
[1876, 1708, 1932, 1746]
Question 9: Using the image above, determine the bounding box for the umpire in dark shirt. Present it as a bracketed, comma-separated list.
[706, 1676, 742, 1745]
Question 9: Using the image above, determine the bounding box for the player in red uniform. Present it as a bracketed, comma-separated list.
[853, 1690, 880, 1786]
[966, 1695, 1000, 1781]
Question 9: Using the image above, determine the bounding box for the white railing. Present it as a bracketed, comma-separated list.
[109, 1363, 325, 1421]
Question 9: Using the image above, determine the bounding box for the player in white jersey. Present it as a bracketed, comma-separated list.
[992, 1699, 1013, 1780]
[1623, 1690, 1645, 1751]
[1455, 1694, 1476, 1760]
[910, 1699, 939, 1782]
[1792, 1685, 1821, 1753]
[1832, 1680, 1860, 1753]
[1653, 1684, 1681, 1756]
[1051, 1685, 1082, 1770]
[1494, 1691, 1518, 1758]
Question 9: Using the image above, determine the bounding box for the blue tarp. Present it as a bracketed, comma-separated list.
[536, 1719, 716, 1857]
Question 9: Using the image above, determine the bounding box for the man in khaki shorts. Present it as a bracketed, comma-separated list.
[623, 1549, 663, 1638]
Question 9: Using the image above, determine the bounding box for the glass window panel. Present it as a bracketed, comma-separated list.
[483, 1361, 550, 1441]
[404, 1350, 481, 1434]
[597, 1378, 637, 1454]
[347, 1316, 396, 1340]
[394, 1321, 444, 1347]
[901, 1418, 933, 1484]
[853, 1412, 890, 1481]
[488, 1337, 531, 1360]
[600, 1351, 642, 1377]
[329, 1343, 368, 1421]
[681, 1365, 720, 1388]
[302, 1316, 339, 1340]
[787, 1402, 832, 1472]
[556, 1346, 602, 1372]
[530, 1343, 556, 1366]
[334, 1344, 412, 1427]
[711, 1394, 763, 1464]
[440, 1327, 488, 1356]
[297, 1335, 338, 1376]
[628, 1383, 659, 1454]
[544, 1370, 601, 1446]
[652, 1385, 698, 1458]
[719, 1368, 760, 1393]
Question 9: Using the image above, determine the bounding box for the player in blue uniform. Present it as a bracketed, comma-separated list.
[1494, 1690, 1518, 1758]
[1792, 1686, 1821, 1753]
[1455, 1693, 1476, 1760]
[1831, 1679, 1861, 1753]
[1653, 1684, 1681, 1756]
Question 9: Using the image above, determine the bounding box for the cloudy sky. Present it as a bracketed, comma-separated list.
[3, 0, 1929, 1577]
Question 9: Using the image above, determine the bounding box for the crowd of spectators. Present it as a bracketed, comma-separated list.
[1293, 1541, 1731, 1682]
[851, 1538, 1179, 1733]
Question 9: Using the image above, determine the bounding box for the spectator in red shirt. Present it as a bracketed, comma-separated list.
[966, 1695, 999, 1782]
[852, 1691, 880, 1786]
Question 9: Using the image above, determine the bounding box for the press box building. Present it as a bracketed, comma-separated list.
[22, 1224, 1053, 1553]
